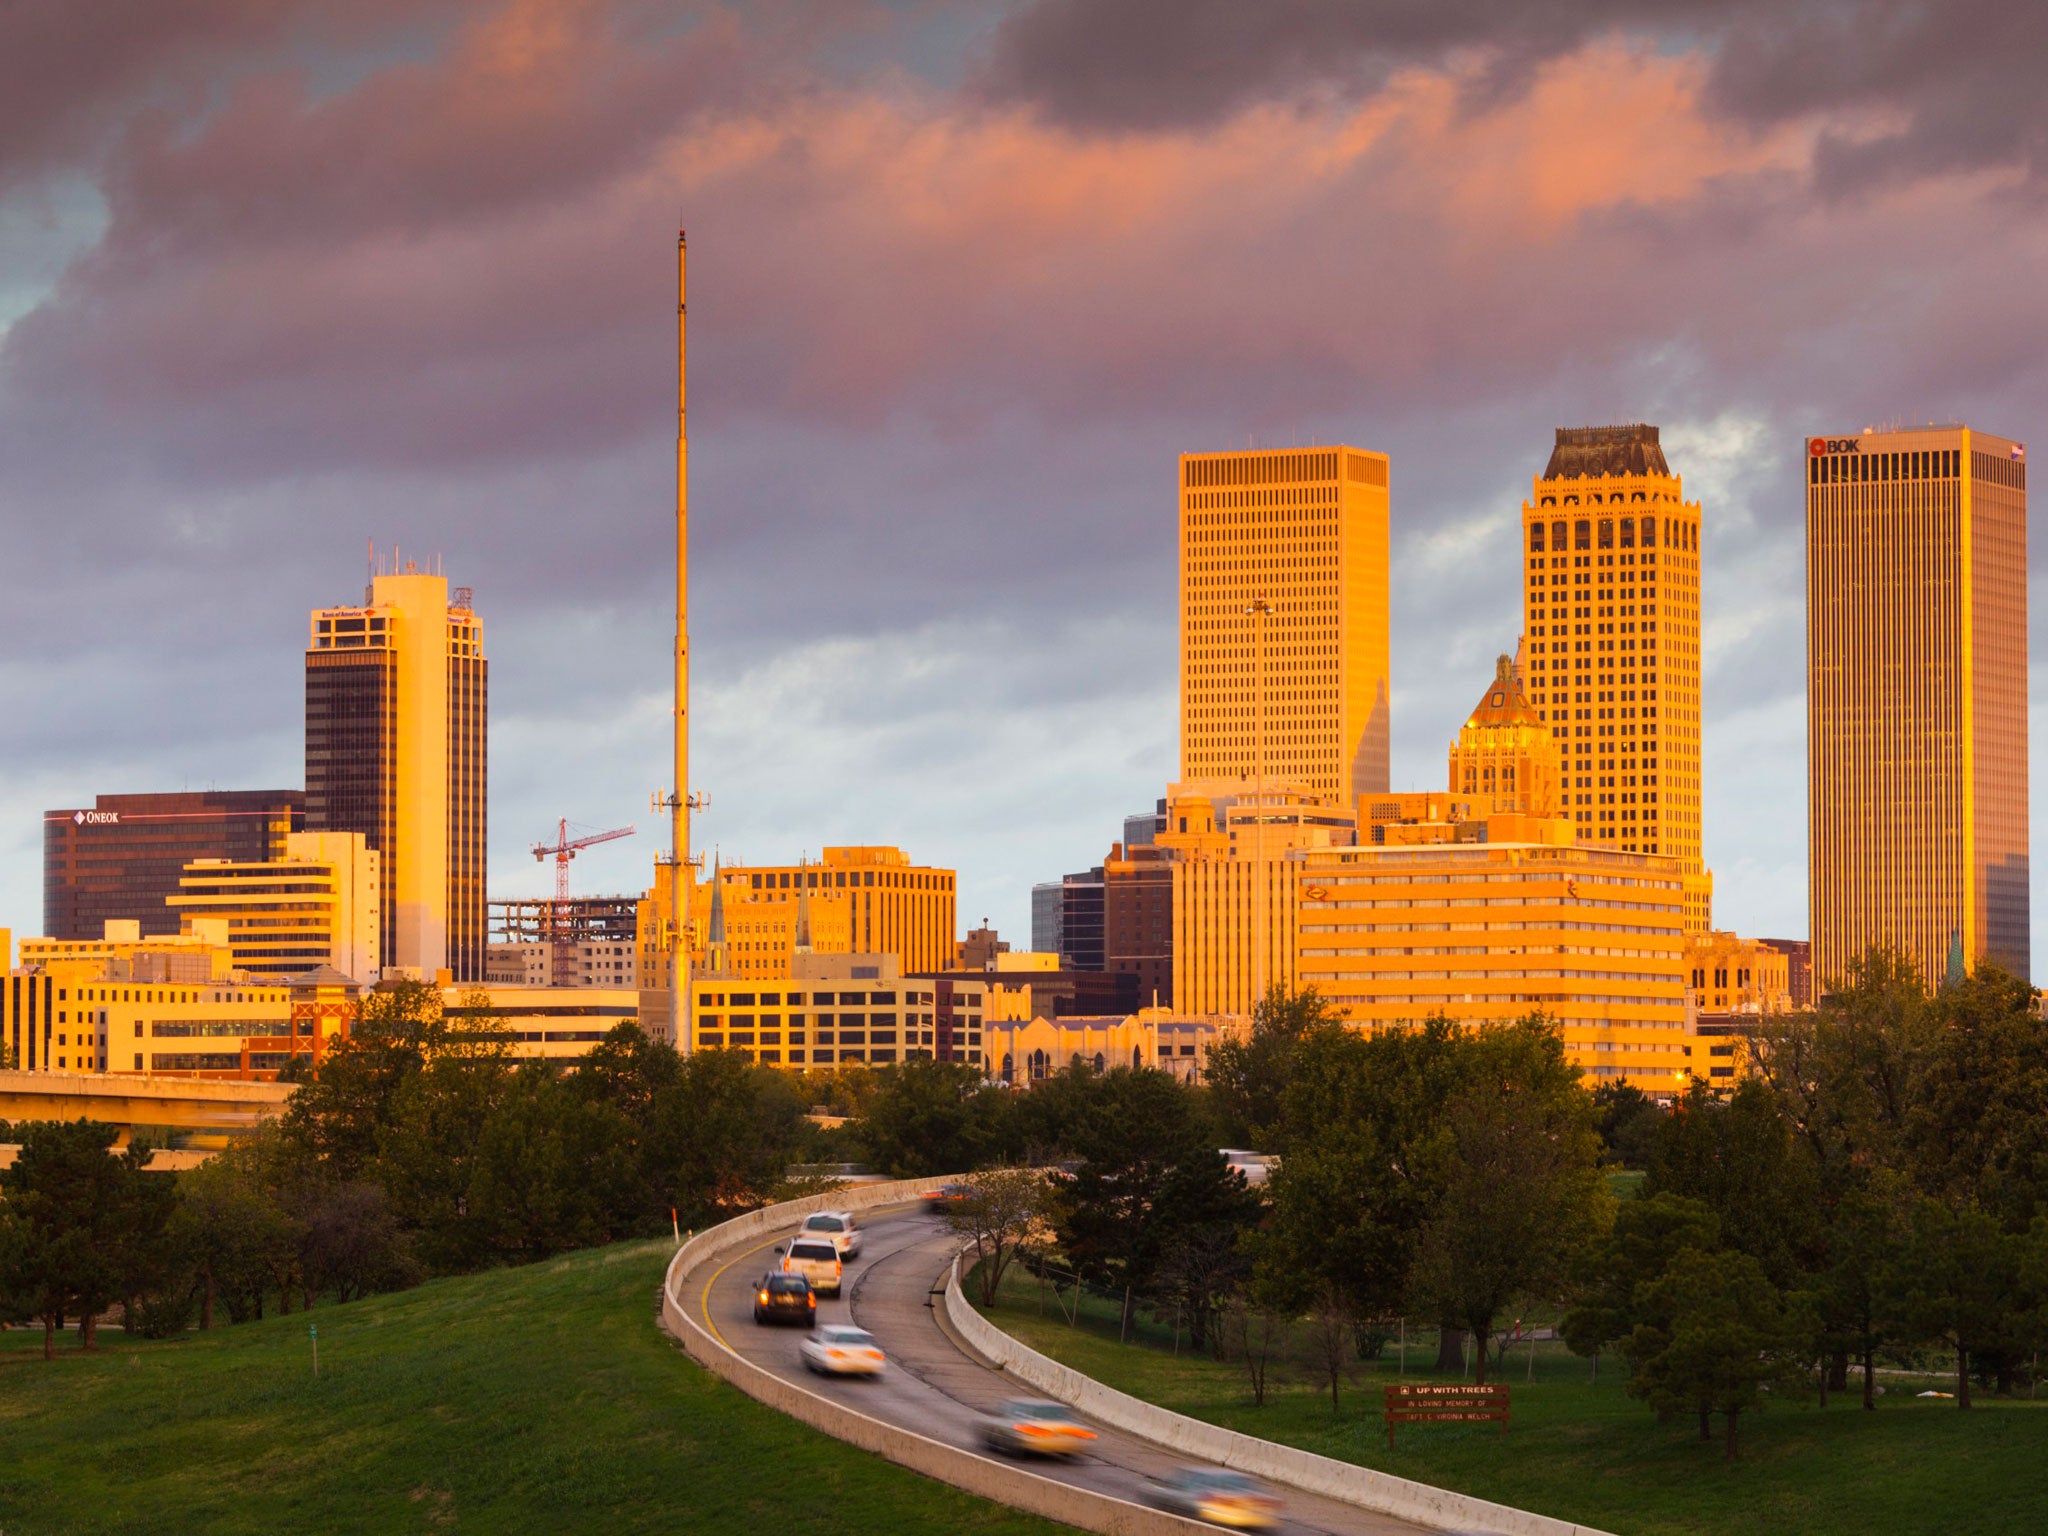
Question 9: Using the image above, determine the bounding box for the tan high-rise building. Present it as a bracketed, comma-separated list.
[1179, 447, 1391, 802]
[1520, 425, 1711, 929]
[1807, 426, 2029, 989]
[306, 568, 487, 981]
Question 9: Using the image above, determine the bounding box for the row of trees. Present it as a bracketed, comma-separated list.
[0, 982, 831, 1351]
[1560, 955, 2048, 1452]
[1207, 961, 2048, 1454]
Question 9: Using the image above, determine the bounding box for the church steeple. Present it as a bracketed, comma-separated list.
[703, 851, 730, 978]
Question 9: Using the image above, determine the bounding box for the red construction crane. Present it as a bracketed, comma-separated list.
[532, 820, 635, 987]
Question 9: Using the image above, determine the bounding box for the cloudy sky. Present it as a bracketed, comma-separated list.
[3, 0, 2045, 966]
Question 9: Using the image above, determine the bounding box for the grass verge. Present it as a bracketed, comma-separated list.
[976, 1262, 2047, 1536]
[0, 1240, 1075, 1536]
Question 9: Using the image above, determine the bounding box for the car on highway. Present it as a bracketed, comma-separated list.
[779, 1237, 845, 1296]
[752, 1272, 817, 1327]
[1146, 1467, 1283, 1529]
[799, 1323, 886, 1377]
[798, 1210, 863, 1260]
[922, 1182, 974, 1207]
[975, 1398, 1097, 1457]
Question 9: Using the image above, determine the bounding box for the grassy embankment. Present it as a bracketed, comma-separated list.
[0, 1240, 1075, 1536]
[974, 1262, 2047, 1536]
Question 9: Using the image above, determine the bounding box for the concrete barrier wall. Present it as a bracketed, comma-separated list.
[944, 1260, 1617, 1536]
[661, 1180, 1213, 1536]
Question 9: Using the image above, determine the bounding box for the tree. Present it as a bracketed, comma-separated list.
[463, 1066, 639, 1261]
[374, 1045, 514, 1271]
[944, 1166, 1049, 1306]
[857, 1058, 1014, 1177]
[280, 980, 443, 1179]
[1561, 1192, 1721, 1367]
[300, 1181, 420, 1302]
[1879, 1198, 2032, 1409]
[640, 1049, 816, 1225]
[172, 1129, 305, 1325]
[1219, 1280, 1290, 1407]
[0, 1120, 175, 1355]
[1647, 1079, 1815, 1288]
[1590, 1080, 1664, 1169]
[1406, 1019, 1608, 1385]
[1624, 1247, 1814, 1458]
[1051, 1067, 1260, 1338]
[1300, 1284, 1356, 1410]
[1205, 986, 1340, 1152]
[1908, 964, 2048, 1231]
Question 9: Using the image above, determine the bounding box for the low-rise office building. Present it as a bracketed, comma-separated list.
[692, 953, 986, 1068]
[167, 831, 380, 982]
[1294, 839, 1694, 1087]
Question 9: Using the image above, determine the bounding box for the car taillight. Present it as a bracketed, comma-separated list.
[807, 1294, 816, 1307]
[864, 1350, 883, 1361]
[758, 1291, 770, 1303]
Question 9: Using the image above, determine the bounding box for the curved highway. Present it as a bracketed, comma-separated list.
[684, 1202, 1431, 1536]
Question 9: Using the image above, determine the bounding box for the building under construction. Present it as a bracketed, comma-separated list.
[487, 896, 639, 989]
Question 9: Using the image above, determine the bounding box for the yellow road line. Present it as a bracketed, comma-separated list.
[699, 1231, 792, 1349]
[694, 1203, 922, 1351]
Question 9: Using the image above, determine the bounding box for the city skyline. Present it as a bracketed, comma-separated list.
[3, 6, 2047, 977]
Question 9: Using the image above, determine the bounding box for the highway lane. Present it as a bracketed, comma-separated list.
[690, 1203, 1432, 1536]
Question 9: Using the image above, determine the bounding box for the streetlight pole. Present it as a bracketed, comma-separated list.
[1245, 596, 1274, 1012]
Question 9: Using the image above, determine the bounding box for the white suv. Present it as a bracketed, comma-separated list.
[798, 1210, 862, 1260]
[780, 1237, 844, 1297]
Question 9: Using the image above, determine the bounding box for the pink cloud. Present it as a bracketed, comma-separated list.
[5, 9, 2045, 486]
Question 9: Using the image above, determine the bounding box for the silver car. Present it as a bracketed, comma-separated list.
[798, 1210, 862, 1260]
[799, 1323, 885, 1377]
[976, 1398, 1097, 1457]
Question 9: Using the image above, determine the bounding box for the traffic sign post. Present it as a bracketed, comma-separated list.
[309, 1323, 319, 1379]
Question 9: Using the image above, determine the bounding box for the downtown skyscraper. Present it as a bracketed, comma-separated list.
[1519, 425, 1712, 931]
[305, 565, 487, 981]
[1178, 446, 1391, 802]
[1807, 426, 2029, 989]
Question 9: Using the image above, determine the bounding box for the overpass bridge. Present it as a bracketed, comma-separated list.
[0, 1070, 292, 1142]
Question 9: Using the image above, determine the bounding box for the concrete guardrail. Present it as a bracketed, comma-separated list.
[661, 1178, 1214, 1536]
[943, 1257, 1618, 1536]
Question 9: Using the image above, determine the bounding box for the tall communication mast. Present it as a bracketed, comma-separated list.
[653, 228, 698, 1053]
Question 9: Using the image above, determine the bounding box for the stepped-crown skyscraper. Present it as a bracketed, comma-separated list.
[1519, 424, 1711, 930]
[305, 566, 487, 981]
[1806, 425, 2029, 988]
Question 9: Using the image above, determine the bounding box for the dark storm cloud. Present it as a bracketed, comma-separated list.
[969, 0, 1734, 131]
[976, 0, 2048, 190]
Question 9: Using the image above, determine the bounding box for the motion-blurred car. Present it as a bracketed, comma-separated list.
[799, 1323, 886, 1376]
[975, 1398, 1097, 1457]
[752, 1272, 816, 1327]
[1146, 1467, 1283, 1529]
[779, 1237, 845, 1296]
[798, 1210, 863, 1260]
[923, 1182, 975, 1207]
